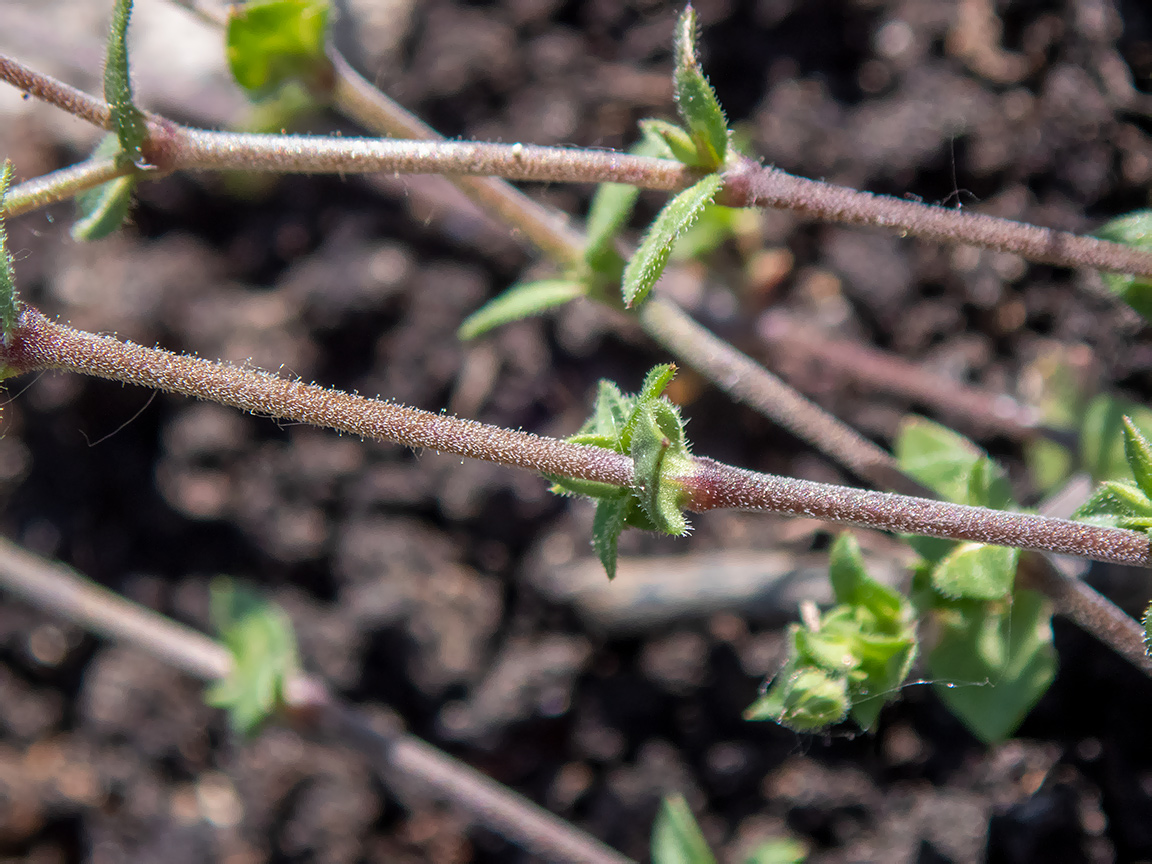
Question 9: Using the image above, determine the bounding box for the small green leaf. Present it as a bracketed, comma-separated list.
[745, 665, 850, 731]
[623, 174, 723, 307]
[1081, 395, 1152, 483]
[70, 134, 137, 241]
[458, 279, 585, 340]
[744, 839, 808, 864]
[104, 0, 148, 166]
[592, 493, 629, 580]
[672, 6, 728, 169]
[896, 417, 984, 504]
[630, 399, 693, 535]
[930, 542, 1017, 600]
[1073, 480, 1152, 526]
[1122, 416, 1152, 499]
[584, 182, 640, 272]
[1094, 210, 1152, 322]
[926, 591, 1056, 743]
[204, 577, 300, 735]
[652, 795, 717, 864]
[828, 533, 907, 625]
[1144, 603, 1152, 656]
[226, 0, 331, 98]
[0, 161, 17, 345]
[638, 118, 701, 166]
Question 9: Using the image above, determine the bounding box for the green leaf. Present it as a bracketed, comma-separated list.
[651, 795, 717, 864]
[623, 174, 723, 308]
[671, 204, 757, 263]
[1073, 480, 1152, 527]
[1123, 416, 1152, 499]
[744, 839, 808, 864]
[930, 542, 1017, 600]
[896, 417, 984, 504]
[0, 161, 17, 346]
[584, 182, 640, 272]
[104, 0, 148, 166]
[226, 0, 331, 98]
[592, 493, 629, 580]
[630, 398, 693, 535]
[638, 119, 701, 166]
[1081, 395, 1152, 483]
[1094, 210, 1152, 322]
[672, 6, 728, 169]
[70, 135, 137, 242]
[745, 664, 850, 731]
[828, 533, 908, 626]
[204, 577, 300, 735]
[926, 591, 1056, 743]
[458, 279, 585, 340]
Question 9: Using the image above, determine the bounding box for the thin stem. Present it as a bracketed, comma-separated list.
[686, 458, 1152, 567]
[726, 158, 1152, 278]
[3, 158, 140, 218]
[0, 536, 635, 864]
[4, 304, 1149, 569]
[5, 306, 634, 487]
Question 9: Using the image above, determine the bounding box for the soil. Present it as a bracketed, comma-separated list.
[1, 0, 1152, 862]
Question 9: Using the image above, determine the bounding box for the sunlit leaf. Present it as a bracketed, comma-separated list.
[226, 0, 331, 98]
[930, 542, 1017, 600]
[458, 279, 585, 340]
[1094, 210, 1152, 322]
[623, 174, 722, 307]
[652, 795, 717, 864]
[927, 591, 1056, 743]
[104, 0, 148, 165]
[671, 6, 728, 169]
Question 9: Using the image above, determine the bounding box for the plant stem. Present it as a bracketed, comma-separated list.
[685, 458, 1152, 567]
[4, 304, 1149, 569]
[5, 51, 1152, 278]
[4, 305, 634, 487]
[2, 158, 141, 218]
[0, 536, 635, 864]
[726, 157, 1152, 277]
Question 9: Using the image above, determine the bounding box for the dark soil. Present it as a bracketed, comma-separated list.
[2, 0, 1152, 862]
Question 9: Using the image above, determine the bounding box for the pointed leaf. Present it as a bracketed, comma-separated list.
[1122, 416, 1152, 498]
[931, 542, 1017, 600]
[1094, 210, 1152, 322]
[226, 0, 331, 98]
[630, 399, 693, 535]
[72, 176, 137, 241]
[1073, 480, 1152, 526]
[0, 161, 17, 346]
[652, 795, 717, 864]
[927, 591, 1056, 743]
[584, 182, 640, 272]
[623, 174, 722, 307]
[592, 493, 629, 580]
[458, 279, 585, 340]
[672, 6, 728, 168]
[744, 839, 808, 864]
[638, 119, 701, 166]
[104, 0, 148, 165]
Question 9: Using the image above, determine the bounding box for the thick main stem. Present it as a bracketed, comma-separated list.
[6, 306, 634, 487]
[5, 305, 1150, 570]
[687, 458, 1152, 567]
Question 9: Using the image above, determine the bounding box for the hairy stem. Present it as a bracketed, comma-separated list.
[0, 536, 635, 864]
[2, 158, 141, 218]
[4, 304, 1149, 569]
[686, 458, 1152, 567]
